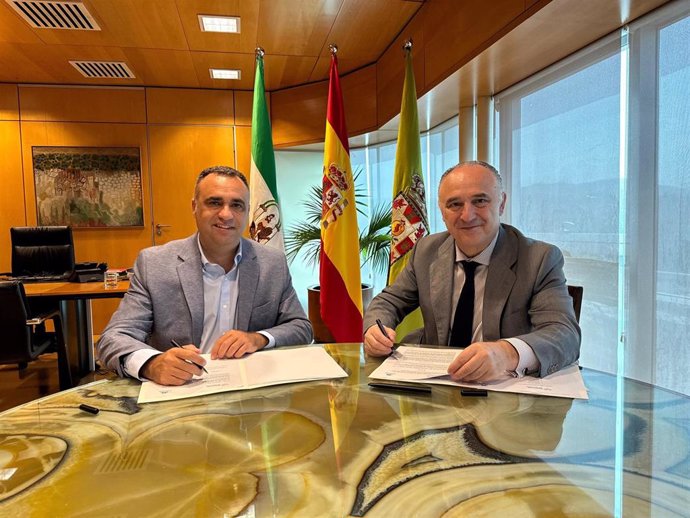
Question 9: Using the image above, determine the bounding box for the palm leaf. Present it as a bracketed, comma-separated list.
[285, 167, 392, 274]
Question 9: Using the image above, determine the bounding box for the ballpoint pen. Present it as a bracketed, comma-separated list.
[375, 319, 400, 357]
[375, 319, 391, 340]
[170, 339, 208, 373]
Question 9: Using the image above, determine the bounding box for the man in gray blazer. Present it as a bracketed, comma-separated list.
[363, 161, 580, 382]
[98, 166, 312, 385]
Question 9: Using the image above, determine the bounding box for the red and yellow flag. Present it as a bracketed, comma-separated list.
[320, 52, 363, 342]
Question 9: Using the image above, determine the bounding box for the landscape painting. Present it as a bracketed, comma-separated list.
[32, 146, 144, 228]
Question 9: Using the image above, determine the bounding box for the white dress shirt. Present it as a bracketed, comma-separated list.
[451, 232, 538, 377]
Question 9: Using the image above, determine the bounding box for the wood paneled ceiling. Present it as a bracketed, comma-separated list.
[0, 0, 425, 90]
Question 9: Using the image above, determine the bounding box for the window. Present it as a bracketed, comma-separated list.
[653, 11, 690, 394]
[497, 1, 690, 395]
[352, 118, 459, 294]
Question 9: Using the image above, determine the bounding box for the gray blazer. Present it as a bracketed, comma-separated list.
[98, 235, 313, 375]
[363, 224, 581, 377]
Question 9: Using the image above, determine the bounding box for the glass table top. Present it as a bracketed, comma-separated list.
[0, 343, 688, 517]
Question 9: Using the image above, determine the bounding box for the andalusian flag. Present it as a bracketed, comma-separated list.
[320, 51, 363, 342]
[389, 46, 429, 339]
[249, 49, 283, 250]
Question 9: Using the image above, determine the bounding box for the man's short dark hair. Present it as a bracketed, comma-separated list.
[439, 160, 503, 191]
[194, 166, 249, 199]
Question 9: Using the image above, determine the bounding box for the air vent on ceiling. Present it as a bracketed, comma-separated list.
[6, 0, 100, 30]
[70, 61, 135, 79]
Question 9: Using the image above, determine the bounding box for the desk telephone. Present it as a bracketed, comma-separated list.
[69, 262, 107, 283]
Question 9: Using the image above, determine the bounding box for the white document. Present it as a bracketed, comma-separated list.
[138, 346, 348, 404]
[369, 345, 588, 399]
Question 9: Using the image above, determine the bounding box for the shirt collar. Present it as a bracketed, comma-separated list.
[454, 230, 499, 266]
[197, 234, 243, 272]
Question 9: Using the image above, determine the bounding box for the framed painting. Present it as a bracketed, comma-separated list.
[32, 146, 144, 228]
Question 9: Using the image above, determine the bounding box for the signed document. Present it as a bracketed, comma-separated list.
[138, 346, 348, 403]
[369, 346, 588, 399]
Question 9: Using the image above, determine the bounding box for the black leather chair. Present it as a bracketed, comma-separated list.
[0, 281, 73, 390]
[567, 285, 583, 323]
[10, 226, 75, 278]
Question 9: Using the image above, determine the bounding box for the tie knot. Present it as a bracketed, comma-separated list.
[461, 260, 478, 277]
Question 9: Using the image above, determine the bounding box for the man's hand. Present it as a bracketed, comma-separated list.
[211, 330, 268, 359]
[363, 324, 396, 357]
[447, 340, 519, 382]
[141, 345, 205, 386]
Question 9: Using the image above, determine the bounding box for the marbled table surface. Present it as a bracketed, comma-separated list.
[1, 344, 688, 517]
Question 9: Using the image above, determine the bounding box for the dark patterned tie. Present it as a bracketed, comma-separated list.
[450, 261, 478, 348]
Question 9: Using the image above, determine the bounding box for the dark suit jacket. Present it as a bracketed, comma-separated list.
[98, 235, 313, 376]
[363, 224, 581, 377]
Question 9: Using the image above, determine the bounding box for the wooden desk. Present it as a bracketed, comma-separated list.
[0, 344, 687, 516]
[24, 281, 129, 377]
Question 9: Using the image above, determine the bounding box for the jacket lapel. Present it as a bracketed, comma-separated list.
[236, 239, 258, 330]
[483, 225, 516, 341]
[177, 235, 204, 345]
[430, 234, 456, 345]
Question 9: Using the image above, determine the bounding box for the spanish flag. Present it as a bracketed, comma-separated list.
[320, 52, 363, 342]
[389, 45, 429, 339]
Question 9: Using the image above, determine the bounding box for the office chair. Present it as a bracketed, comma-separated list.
[567, 285, 583, 323]
[0, 281, 73, 390]
[10, 226, 75, 278]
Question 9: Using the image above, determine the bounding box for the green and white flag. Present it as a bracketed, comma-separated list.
[249, 49, 283, 250]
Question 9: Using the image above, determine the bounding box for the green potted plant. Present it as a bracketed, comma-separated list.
[285, 172, 391, 341]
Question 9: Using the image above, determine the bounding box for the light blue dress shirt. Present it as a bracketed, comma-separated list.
[123, 237, 275, 380]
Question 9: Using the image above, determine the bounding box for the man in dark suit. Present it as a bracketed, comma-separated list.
[363, 161, 580, 382]
[98, 166, 312, 386]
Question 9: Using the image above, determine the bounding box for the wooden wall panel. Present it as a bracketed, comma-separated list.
[19, 86, 146, 123]
[235, 125, 252, 176]
[422, 0, 525, 90]
[268, 0, 555, 144]
[272, 64, 377, 147]
[376, 11, 426, 127]
[272, 81, 327, 147]
[341, 65, 378, 136]
[147, 88, 234, 125]
[0, 84, 18, 120]
[0, 120, 26, 272]
[19, 121, 152, 331]
[234, 90, 254, 127]
[148, 124, 235, 247]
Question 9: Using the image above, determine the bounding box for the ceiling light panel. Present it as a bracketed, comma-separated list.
[6, 0, 100, 30]
[210, 68, 241, 80]
[198, 15, 240, 33]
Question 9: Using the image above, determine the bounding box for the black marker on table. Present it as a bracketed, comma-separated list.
[79, 403, 99, 414]
[368, 381, 431, 394]
[170, 339, 208, 373]
[461, 388, 488, 397]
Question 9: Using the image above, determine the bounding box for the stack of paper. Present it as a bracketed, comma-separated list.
[138, 346, 348, 403]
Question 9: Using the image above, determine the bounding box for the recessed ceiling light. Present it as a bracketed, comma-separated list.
[198, 15, 240, 33]
[210, 68, 241, 80]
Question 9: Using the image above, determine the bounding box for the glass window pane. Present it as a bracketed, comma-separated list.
[509, 54, 621, 374]
[655, 14, 690, 395]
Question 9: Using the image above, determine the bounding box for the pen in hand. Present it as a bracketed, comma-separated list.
[376, 319, 392, 341]
[170, 339, 208, 373]
[376, 319, 400, 358]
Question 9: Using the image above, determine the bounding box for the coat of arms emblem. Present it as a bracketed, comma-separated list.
[249, 199, 282, 244]
[390, 173, 428, 264]
[321, 163, 350, 229]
